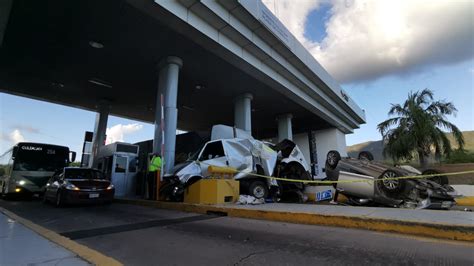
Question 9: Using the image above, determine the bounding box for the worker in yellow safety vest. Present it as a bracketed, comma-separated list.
[147, 153, 162, 200]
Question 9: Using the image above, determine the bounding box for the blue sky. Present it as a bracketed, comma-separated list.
[1, 0, 473, 155]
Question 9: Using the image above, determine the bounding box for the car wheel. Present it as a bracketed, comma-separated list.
[326, 150, 341, 169]
[422, 169, 449, 185]
[378, 170, 405, 194]
[358, 151, 374, 161]
[248, 180, 268, 199]
[42, 192, 48, 204]
[55, 191, 64, 207]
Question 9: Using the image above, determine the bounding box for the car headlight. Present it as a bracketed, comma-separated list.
[17, 180, 26, 186]
[65, 183, 80, 191]
[106, 184, 114, 190]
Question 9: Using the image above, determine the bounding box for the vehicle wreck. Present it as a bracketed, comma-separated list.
[160, 125, 312, 202]
[325, 150, 459, 209]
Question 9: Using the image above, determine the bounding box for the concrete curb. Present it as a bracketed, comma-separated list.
[115, 198, 474, 242]
[0, 207, 123, 266]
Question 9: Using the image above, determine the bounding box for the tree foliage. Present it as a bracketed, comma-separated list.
[377, 89, 464, 167]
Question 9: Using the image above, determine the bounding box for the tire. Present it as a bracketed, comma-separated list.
[55, 191, 65, 207]
[358, 151, 374, 161]
[378, 170, 405, 195]
[42, 192, 48, 204]
[422, 169, 449, 185]
[326, 150, 341, 169]
[248, 180, 268, 199]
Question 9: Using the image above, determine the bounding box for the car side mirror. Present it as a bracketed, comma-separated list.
[70, 151, 77, 163]
[12, 146, 18, 159]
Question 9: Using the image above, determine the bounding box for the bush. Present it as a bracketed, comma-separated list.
[443, 150, 474, 164]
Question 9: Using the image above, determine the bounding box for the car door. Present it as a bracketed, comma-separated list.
[47, 171, 63, 199]
[198, 140, 228, 177]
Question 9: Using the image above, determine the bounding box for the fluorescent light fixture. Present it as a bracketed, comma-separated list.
[88, 78, 112, 88]
[195, 85, 205, 90]
[182, 105, 195, 111]
[89, 41, 104, 49]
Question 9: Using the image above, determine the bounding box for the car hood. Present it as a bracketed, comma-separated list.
[169, 161, 202, 184]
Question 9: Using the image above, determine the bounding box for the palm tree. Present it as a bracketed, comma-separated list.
[377, 89, 464, 168]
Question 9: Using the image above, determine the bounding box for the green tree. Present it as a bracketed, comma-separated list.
[377, 89, 464, 168]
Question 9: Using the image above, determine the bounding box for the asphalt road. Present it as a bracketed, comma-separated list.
[1, 199, 473, 265]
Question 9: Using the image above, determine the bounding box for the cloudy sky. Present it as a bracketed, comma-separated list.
[1, 0, 473, 155]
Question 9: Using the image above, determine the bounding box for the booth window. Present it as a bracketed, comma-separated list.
[128, 158, 137, 173]
[200, 141, 225, 160]
[115, 157, 127, 173]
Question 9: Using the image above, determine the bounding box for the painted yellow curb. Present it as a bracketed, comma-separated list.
[456, 197, 474, 206]
[0, 207, 122, 266]
[115, 198, 474, 242]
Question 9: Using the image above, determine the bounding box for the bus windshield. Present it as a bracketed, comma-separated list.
[13, 144, 69, 172]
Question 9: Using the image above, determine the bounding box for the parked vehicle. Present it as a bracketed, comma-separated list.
[0, 142, 75, 198]
[160, 138, 312, 202]
[325, 150, 458, 209]
[43, 168, 114, 207]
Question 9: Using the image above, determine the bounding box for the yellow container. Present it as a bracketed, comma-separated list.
[184, 179, 240, 204]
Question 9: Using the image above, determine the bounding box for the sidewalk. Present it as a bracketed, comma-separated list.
[0, 212, 88, 266]
[116, 198, 474, 241]
[224, 203, 474, 227]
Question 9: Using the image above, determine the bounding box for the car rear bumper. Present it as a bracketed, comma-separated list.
[64, 189, 115, 204]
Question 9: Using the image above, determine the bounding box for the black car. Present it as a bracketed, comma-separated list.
[43, 167, 115, 207]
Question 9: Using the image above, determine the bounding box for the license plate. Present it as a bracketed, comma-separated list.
[89, 193, 99, 199]
[316, 190, 333, 201]
[441, 201, 453, 208]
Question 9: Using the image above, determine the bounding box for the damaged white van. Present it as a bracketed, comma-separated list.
[160, 125, 312, 201]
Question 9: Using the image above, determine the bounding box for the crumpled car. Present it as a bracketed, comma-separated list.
[325, 150, 458, 209]
[160, 137, 312, 202]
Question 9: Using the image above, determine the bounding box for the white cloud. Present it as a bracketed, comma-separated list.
[1, 129, 25, 145]
[10, 130, 25, 143]
[105, 123, 143, 144]
[12, 125, 40, 134]
[264, 0, 474, 83]
[261, 0, 322, 42]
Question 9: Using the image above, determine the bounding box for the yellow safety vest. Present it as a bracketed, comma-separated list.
[149, 156, 162, 172]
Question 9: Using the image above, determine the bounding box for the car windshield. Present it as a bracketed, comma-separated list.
[188, 143, 205, 161]
[65, 169, 105, 180]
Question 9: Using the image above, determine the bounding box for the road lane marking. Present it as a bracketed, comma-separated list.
[61, 214, 220, 240]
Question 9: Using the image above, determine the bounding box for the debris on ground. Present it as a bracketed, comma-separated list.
[237, 195, 265, 205]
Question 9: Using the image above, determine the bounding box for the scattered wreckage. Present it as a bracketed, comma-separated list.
[160, 125, 312, 202]
[325, 150, 459, 209]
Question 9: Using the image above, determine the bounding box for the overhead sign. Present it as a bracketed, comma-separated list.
[257, 1, 293, 49]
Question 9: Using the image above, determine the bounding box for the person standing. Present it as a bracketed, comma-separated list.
[147, 153, 162, 200]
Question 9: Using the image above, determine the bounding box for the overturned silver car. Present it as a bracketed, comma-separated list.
[325, 150, 458, 209]
[160, 125, 312, 201]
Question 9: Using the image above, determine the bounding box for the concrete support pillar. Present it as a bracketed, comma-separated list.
[154, 56, 183, 174]
[277, 114, 293, 141]
[0, 0, 12, 47]
[314, 128, 347, 178]
[234, 93, 253, 133]
[89, 102, 110, 167]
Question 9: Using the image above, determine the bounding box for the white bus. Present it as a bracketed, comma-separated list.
[0, 142, 76, 197]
